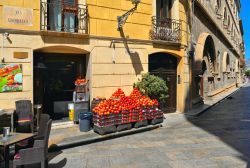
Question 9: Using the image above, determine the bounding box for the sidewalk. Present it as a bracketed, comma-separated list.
[185, 80, 248, 117]
[48, 83, 247, 151]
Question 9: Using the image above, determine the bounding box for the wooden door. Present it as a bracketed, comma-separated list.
[149, 53, 177, 113]
[151, 70, 177, 113]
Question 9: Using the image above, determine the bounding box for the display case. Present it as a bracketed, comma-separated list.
[72, 79, 90, 123]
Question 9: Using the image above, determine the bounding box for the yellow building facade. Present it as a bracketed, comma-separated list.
[0, 0, 190, 117]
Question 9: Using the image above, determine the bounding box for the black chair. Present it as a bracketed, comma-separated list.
[13, 119, 52, 168]
[14, 100, 34, 133]
[34, 114, 50, 140]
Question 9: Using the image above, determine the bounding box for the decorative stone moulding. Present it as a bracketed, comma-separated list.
[217, 14, 222, 19]
[212, 72, 219, 76]
[207, 76, 214, 81]
[223, 71, 231, 74]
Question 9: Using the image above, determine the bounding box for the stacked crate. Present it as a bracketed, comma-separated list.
[93, 106, 163, 135]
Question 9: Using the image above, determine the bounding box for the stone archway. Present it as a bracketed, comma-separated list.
[194, 33, 216, 75]
[193, 33, 216, 101]
[34, 45, 89, 54]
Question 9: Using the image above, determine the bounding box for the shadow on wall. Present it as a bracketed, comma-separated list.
[119, 28, 144, 75]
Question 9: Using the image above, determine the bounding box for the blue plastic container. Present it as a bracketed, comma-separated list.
[79, 112, 92, 132]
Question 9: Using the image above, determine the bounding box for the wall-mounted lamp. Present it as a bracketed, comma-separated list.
[117, 0, 141, 31]
[2, 32, 9, 63]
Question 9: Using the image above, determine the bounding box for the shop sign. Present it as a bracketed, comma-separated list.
[0, 64, 23, 92]
[13, 52, 29, 59]
[3, 6, 33, 26]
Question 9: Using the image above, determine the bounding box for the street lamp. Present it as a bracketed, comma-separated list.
[2, 32, 9, 63]
[117, 0, 141, 31]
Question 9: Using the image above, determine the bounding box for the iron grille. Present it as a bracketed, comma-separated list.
[150, 16, 181, 43]
[41, 0, 88, 34]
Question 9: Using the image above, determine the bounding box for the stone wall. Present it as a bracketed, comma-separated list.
[191, 0, 242, 104]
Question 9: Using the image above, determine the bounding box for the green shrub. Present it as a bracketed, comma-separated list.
[134, 73, 168, 105]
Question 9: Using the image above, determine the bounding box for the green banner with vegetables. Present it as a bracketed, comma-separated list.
[0, 64, 23, 92]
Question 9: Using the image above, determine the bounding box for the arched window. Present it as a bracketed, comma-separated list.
[223, 7, 227, 19]
[222, 52, 230, 73]
[223, 8, 227, 26]
[217, 0, 221, 8]
[215, 0, 222, 14]
[227, 16, 230, 27]
[226, 55, 230, 72]
[231, 24, 233, 33]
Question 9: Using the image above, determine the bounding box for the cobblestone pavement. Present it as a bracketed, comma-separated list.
[47, 84, 250, 168]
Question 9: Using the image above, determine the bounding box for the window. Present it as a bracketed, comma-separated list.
[215, 0, 222, 16]
[156, 0, 172, 18]
[231, 25, 234, 38]
[226, 55, 230, 72]
[223, 7, 227, 26]
[217, 51, 221, 73]
[49, 0, 78, 32]
[227, 16, 230, 27]
[216, 0, 221, 9]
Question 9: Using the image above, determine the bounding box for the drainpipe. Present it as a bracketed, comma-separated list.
[186, 0, 195, 111]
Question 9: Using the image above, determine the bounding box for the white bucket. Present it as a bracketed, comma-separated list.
[68, 103, 74, 110]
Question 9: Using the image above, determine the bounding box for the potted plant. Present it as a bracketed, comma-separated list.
[134, 73, 168, 109]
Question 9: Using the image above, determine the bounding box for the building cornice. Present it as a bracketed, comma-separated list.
[194, 0, 241, 57]
[0, 28, 185, 48]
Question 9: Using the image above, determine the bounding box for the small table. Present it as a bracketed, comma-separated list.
[0, 133, 35, 168]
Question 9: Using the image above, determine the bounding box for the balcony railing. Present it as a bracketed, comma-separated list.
[41, 1, 88, 34]
[150, 16, 181, 43]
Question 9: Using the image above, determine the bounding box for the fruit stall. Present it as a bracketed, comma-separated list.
[92, 88, 163, 135]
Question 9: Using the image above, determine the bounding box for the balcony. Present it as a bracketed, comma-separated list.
[150, 16, 181, 43]
[41, 1, 88, 34]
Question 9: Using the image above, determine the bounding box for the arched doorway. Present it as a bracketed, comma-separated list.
[200, 36, 216, 98]
[33, 46, 89, 120]
[148, 53, 178, 113]
[194, 33, 216, 100]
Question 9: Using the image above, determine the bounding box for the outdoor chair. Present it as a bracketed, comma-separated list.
[34, 114, 50, 140]
[14, 100, 34, 133]
[13, 119, 52, 168]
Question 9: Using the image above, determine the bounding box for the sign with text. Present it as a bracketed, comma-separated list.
[3, 6, 33, 26]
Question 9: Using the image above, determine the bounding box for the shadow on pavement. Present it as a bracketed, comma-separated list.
[186, 84, 250, 168]
[48, 146, 67, 168]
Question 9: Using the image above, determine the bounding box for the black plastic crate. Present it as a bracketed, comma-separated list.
[133, 120, 148, 128]
[117, 123, 132, 132]
[150, 117, 164, 125]
[93, 125, 117, 135]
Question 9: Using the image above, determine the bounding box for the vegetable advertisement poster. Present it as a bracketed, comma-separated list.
[0, 64, 23, 92]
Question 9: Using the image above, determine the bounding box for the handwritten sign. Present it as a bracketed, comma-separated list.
[3, 6, 33, 26]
